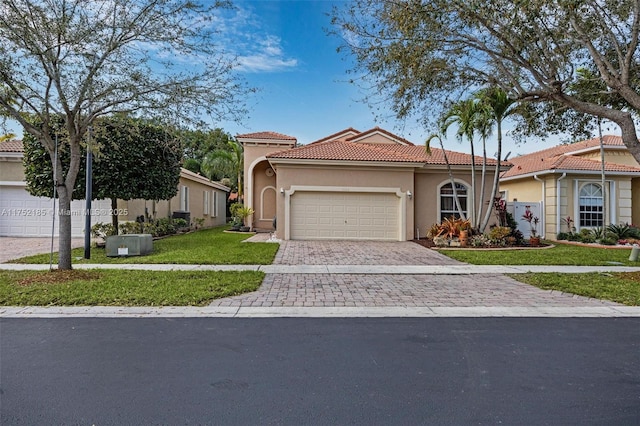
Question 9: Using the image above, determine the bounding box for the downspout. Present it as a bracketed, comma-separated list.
[555, 173, 567, 236]
[533, 174, 545, 238]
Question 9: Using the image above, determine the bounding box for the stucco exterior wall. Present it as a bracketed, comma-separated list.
[0, 159, 25, 181]
[414, 170, 499, 236]
[123, 176, 227, 228]
[354, 134, 398, 144]
[500, 179, 545, 203]
[251, 160, 277, 230]
[274, 164, 415, 240]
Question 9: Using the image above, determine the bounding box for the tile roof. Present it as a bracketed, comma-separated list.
[345, 127, 415, 146]
[0, 139, 24, 152]
[308, 127, 361, 145]
[267, 139, 503, 166]
[236, 131, 297, 141]
[502, 135, 640, 178]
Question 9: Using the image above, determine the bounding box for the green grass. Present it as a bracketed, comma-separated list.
[439, 241, 639, 266]
[509, 272, 640, 306]
[0, 269, 264, 306]
[11, 226, 278, 265]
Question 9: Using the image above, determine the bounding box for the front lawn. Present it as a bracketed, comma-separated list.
[10, 226, 278, 265]
[510, 272, 640, 306]
[0, 269, 264, 306]
[439, 241, 639, 266]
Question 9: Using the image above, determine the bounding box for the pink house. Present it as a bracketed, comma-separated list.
[239, 127, 510, 241]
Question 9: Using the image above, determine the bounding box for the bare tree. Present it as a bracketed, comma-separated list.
[332, 0, 640, 157]
[0, 0, 251, 269]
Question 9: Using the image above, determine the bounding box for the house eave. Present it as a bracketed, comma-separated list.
[267, 158, 424, 168]
[501, 169, 640, 182]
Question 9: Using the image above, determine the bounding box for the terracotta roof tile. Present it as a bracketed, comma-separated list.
[502, 135, 640, 178]
[267, 139, 505, 166]
[345, 127, 415, 146]
[236, 131, 297, 141]
[0, 139, 24, 152]
[308, 127, 361, 145]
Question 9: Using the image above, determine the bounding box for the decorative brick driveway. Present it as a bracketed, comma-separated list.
[211, 240, 619, 308]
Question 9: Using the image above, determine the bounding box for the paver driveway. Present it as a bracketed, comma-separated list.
[0, 237, 85, 263]
[211, 240, 619, 309]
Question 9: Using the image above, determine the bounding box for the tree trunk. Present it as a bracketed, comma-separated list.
[111, 198, 119, 233]
[57, 186, 73, 270]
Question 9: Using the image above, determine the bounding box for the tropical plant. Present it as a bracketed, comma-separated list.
[202, 139, 244, 199]
[607, 223, 635, 240]
[522, 207, 539, 238]
[428, 216, 471, 239]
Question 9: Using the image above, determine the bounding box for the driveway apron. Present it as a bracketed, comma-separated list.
[210, 240, 619, 308]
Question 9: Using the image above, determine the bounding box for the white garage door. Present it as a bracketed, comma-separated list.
[0, 186, 112, 237]
[290, 191, 400, 240]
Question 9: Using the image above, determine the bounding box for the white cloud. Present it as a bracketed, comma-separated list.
[214, 5, 299, 73]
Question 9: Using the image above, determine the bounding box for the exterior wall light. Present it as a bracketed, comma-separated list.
[407, 190, 412, 199]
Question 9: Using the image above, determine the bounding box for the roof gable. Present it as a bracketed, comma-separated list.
[345, 127, 414, 146]
[308, 128, 361, 145]
[502, 135, 640, 178]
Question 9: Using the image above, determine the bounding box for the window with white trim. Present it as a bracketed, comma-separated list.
[180, 185, 189, 212]
[579, 183, 603, 227]
[203, 191, 210, 215]
[440, 182, 468, 222]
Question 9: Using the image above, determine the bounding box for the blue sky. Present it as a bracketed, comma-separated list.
[216, 0, 580, 156]
[5, 0, 615, 157]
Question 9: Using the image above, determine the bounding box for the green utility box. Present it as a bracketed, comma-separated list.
[106, 234, 153, 257]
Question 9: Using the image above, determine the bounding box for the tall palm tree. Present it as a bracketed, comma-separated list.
[475, 87, 519, 231]
[440, 98, 482, 229]
[202, 139, 244, 199]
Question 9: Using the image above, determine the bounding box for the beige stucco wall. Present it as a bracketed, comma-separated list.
[414, 169, 499, 236]
[0, 159, 25, 181]
[354, 134, 398, 144]
[273, 164, 415, 240]
[503, 173, 636, 239]
[122, 176, 227, 228]
[250, 160, 277, 230]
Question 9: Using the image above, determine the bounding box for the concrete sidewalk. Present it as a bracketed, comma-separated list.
[3, 263, 640, 274]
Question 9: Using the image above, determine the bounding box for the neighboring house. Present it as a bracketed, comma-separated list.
[239, 127, 511, 241]
[0, 140, 229, 237]
[499, 135, 640, 240]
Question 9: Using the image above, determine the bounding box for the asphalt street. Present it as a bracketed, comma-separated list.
[1, 318, 639, 425]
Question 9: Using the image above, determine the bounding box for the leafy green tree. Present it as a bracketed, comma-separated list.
[202, 139, 244, 198]
[0, 0, 250, 269]
[23, 115, 181, 231]
[332, 0, 640, 161]
[181, 128, 233, 174]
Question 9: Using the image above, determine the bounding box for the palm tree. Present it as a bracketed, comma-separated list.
[475, 87, 519, 231]
[202, 139, 244, 199]
[440, 98, 483, 229]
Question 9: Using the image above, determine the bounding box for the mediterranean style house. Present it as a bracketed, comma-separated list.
[499, 135, 640, 240]
[0, 140, 229, 237]
[239, 127, 511, 241]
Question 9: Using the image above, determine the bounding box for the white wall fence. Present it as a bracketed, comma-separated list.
[507, 201, 544, 239]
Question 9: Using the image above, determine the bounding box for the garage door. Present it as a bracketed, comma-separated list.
[290, 191, 400, 240]
[0, 186, 112, 237]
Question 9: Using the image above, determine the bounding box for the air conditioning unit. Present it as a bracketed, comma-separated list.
[106, 234, 153, 257]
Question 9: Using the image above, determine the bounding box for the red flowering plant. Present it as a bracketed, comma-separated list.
[561, 216, 575, 234]
[522, 207, 539, 238]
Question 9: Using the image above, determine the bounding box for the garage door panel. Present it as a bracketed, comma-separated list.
[1, 186, 112, 237]
[290, 191, 400, 241]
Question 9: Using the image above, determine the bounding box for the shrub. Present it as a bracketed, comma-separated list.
[556, 232, 568, 240]
[599, 237, 618, 246]
[119, 221, 141, 235]
[470, 234, 490, 247]
[91, 222, 117, 242]
[488, 226, 511, 246]
[607, 223, 634, 239]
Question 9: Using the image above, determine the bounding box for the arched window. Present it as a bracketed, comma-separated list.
[440, 182, 468, 222]
[579, 183, 603, 227]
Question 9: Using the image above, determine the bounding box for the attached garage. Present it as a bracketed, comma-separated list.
[288, 190, 402, 241]
[0, 185, 112, 237]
